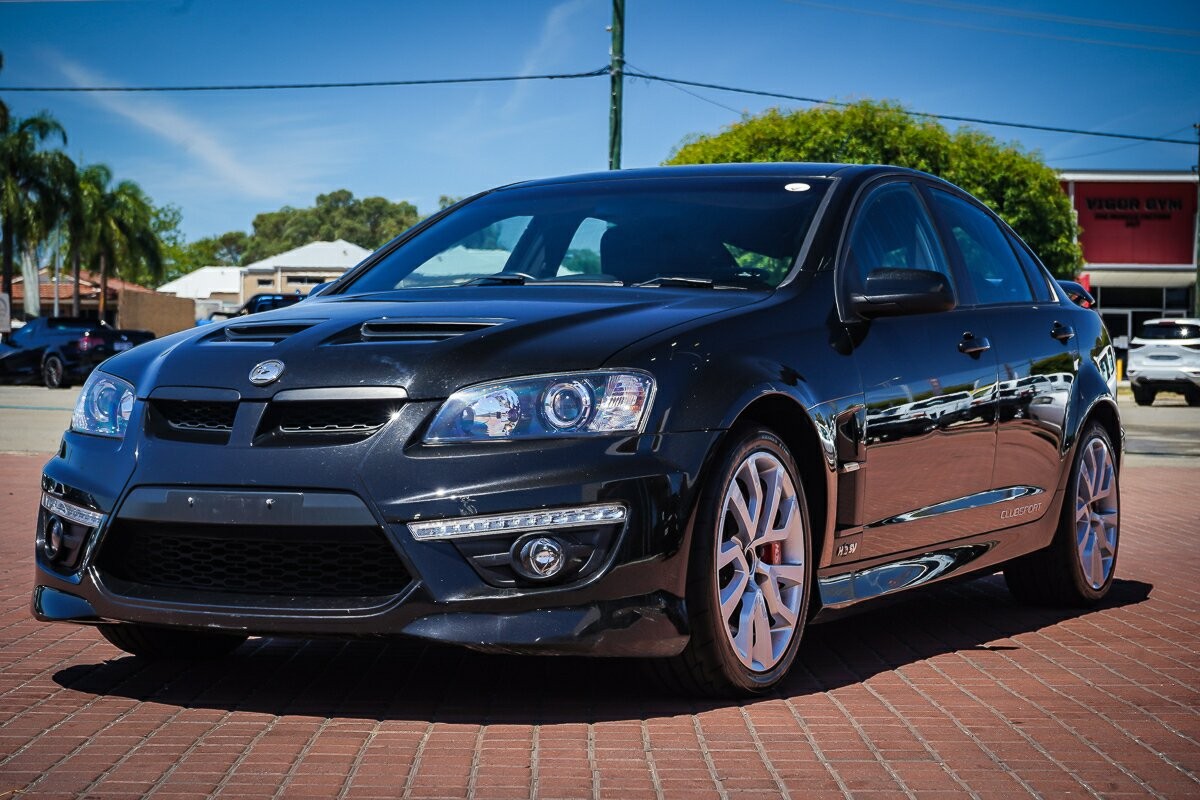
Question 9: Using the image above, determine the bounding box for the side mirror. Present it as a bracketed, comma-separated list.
[1057, 280, 1095, 308]
[850, 269, 955, 319]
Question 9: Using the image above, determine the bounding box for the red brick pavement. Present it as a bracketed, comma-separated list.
[1, 452, 1197, 799]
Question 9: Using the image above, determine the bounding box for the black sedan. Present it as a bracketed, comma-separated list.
[32, 164, 1121, 696]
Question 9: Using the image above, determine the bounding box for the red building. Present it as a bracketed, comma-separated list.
[1060, 170, 1198, 349]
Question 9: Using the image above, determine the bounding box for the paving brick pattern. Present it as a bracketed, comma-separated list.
[1, 452, 1197, 799]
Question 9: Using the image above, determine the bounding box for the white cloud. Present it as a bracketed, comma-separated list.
[51, 55, 357, 202]
[500, 0, 592, 118]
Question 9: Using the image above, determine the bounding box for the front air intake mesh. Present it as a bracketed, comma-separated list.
[96, 521, 410, 598]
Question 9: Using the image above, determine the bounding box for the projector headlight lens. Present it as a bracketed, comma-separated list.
[71, 371, 135, 439]
[424, 370, 654, 442]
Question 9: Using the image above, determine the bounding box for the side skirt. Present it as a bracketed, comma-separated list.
[811, 488, 1063, 623]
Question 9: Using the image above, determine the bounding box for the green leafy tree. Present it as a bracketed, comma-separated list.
[1, 112, 67, 300]
[666, 100, 1083, 277]
[241, 190, 418, 263]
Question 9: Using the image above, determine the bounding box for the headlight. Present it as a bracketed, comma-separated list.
[71, 371, 135, 439]
[424, 370, 655, 442]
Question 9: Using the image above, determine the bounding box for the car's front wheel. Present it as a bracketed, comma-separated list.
[655, 427, 812, 696]
[99, 624, 248, 659]
[1004, 422, 1120, 606]
[42, 355, 69, 389]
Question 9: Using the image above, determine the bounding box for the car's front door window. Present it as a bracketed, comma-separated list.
[846, 182, 952, 289]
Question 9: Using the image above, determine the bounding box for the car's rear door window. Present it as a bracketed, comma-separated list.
[929, 190, 1035, 306]
[1006, 233, 1055, 303]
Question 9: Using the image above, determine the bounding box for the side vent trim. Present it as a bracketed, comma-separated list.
[357, 318, 504, 342]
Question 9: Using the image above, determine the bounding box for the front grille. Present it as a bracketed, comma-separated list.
[151, 400, 237, 442]
[256, 400, 398, 443]
[96, 520, 410, 598]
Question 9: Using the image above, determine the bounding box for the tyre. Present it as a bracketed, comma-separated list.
[653, 427, 812, 696]
[1186, 389, 1200, 407]
[99, 623, 247, 659]
[1131, 385, 1154, 406]
[42, 355, 69, 389]
[1004, 422, 1119, 607]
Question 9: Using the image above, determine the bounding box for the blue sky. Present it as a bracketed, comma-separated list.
[3, 0, 1198, 241]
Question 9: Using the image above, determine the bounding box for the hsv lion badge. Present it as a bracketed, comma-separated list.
[249, 359, 285, 386]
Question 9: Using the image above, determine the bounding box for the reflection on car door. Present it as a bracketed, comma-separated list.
[927, 189, 1080, 508]
[845, 182, 1001, 560]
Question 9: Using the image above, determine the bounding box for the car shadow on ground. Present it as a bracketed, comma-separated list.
[53, 575, 1152, 720]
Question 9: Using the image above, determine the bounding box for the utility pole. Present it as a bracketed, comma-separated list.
[1194, 122, 1199, 316]
[608, 0, 625, 171]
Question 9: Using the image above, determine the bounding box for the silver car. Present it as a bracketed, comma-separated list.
[1126, 318, 1200, 406]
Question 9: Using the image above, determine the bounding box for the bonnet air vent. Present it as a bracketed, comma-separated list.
[222, 321, 319, 343]
[357, 319, 502, 343]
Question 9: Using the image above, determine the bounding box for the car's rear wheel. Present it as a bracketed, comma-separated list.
[1004, 423, 1119, 607]
[42, 355, 68, 389]
[1185, 388, 1200, 407]
[653, 427, 812, 696]
[1131, 385, 1155, 406]
[98, 623, 248, 659]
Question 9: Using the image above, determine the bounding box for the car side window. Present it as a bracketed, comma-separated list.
[846, 183, 952, 288]
[1006, 233, 1055, 303]
[929, 190, 1035, 306]
[557, 217, 609, 276]
[399, 215, 534, 287]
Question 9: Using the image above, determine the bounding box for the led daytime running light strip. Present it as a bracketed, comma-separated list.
[41, 493, 106, 528]
[408, 503, 627, 541]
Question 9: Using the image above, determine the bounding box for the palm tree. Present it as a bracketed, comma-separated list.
[83, 167, 163, 319]
[1, 112, 67, 300]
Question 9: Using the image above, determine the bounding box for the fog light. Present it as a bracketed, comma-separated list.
[41, 516, 65, 561]
[518, 536, 566, 579]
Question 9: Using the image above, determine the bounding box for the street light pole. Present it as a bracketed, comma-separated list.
[608, 0, 624, 171]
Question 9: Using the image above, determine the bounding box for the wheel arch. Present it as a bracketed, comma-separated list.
[723, 392, 835, 595]
[1080, 395, 1122, 470]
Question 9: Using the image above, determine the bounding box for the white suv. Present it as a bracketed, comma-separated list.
[1126, 318, 1200, 406]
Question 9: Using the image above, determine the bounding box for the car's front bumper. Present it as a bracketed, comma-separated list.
[32, 401, 721, 657]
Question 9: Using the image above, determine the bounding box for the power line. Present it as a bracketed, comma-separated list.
[623, 68, 1196, 146]
[895, 0, 1200, 39]
[3, 62, 1191, 148]
[1050, 126, 1198, 162]
[783, 0, 1200, 56]
[0, 67, 610, 92]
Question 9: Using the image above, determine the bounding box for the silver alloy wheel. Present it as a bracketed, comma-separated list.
[1075, 436, 1119, 590]
[715, 450, 806, 672]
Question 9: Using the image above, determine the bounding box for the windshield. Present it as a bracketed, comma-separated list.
[1138, 322, 1200, 340]
[342, 177, 831, 292]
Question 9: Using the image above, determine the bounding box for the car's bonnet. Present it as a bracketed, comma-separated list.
[103, 286, 767, 399]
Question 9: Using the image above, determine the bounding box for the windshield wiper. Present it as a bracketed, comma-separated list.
[633, 276, 717, 289]
[460, 273, 530, 286]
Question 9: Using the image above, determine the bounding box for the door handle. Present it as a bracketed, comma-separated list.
[1051, 322, 1075, 343]
[958, 332, 991, 355]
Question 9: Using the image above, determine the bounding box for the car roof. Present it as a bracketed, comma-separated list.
[498, 162, 936, 191]
[1142, 318, 1200, 326]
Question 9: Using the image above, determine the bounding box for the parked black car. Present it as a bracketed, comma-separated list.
[208, 293, 304, 321]
[32, 164, 1121, 696]
[0, 317, 154, 389]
